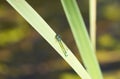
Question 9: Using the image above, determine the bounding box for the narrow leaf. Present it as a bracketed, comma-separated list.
[61, 0, 103, 79]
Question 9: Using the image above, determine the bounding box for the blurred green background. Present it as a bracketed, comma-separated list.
[0, 0, 120, 79]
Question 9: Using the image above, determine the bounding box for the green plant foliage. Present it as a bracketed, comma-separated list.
[61, 0, 103, 79]
[59, 73, 81, 79]
[102, 4, 120, 21]
[0, 26, 29, 46]
[98, 34, 116, 49]
[6, 0, 91, 79]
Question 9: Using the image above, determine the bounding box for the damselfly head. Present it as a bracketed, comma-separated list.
[55, 34, 62, 41]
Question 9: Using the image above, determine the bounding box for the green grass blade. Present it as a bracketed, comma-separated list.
[61, 0, 103, 79]
[89, 0, 97, 51]
[6, 0, 91, 79]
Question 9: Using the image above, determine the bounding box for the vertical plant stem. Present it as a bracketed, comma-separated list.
[89, 0, 97, 51]
[61, 0, 103, 79]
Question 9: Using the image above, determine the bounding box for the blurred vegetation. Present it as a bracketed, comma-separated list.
[59, 73, 81, 79]
[0, 0, 120, 79]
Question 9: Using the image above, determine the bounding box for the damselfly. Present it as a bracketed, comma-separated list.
[55, 34, 68, 57]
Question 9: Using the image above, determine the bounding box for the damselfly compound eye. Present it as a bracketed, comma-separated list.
[55, 34, 61, 41]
